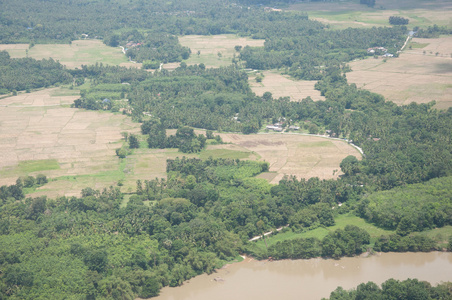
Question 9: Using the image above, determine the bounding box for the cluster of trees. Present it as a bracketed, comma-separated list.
[0, 179, 241, 298]
[414, 24, 452, 38]
[325, 279, 452, 300]
[389, 16, 409, 25]
[359, 0, 375, 7]
[105, 30, 191, 64]
[144, 124, 207, 153]
[0, 175, 48, 203]
[267, 225, 370, 260]
[240, 26, 406, 80]
[0, 51, 72, 94]
[373, 234, 437, 253]
[358, 176, 452, 235]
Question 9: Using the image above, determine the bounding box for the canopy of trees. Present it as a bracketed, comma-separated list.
[0, 51, 72, 94]
[325, 279, 452, 300]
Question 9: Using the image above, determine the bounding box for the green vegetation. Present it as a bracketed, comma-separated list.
[0, 51, 72, 94]
[324, 279, 452, 300]
[358, 176, 452, 235]
[16, 160, 60, 173]
[1, 0, 452, 298]
[199, 149, 251, 160]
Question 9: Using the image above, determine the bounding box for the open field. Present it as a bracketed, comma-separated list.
[347, 36, 452, 109]
[251, 215, 452, 253]
[0, 87, 140, 197]
[218, 133, 361, 184]
[0, 40, 140, 69]
[250, 214, 395, 252]
[162, 34, 265, 70]
[288, 0, 452, 29]
[249, 71, 325, 102]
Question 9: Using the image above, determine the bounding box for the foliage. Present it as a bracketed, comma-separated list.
[374, 234, 437, 252]
[324, 279, 452, 300]
[267, 225, 370, 260]
[389, 16, 409, 26]
[359, 0, 375, 7]
[0, 51, 72, 93]
[358, 176, 452, 235]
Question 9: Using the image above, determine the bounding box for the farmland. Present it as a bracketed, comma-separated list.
[218, 133, 361, 184]
[249, 71, 325, 102]
[288, 0, 452, 29]
[347, 36, 452, 109]
[163, 34, 265, 69]
[0, 39, 139, 69]
[0, 88, 140, 197]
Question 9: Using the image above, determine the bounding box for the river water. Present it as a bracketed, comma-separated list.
[155, 252, 452, 300]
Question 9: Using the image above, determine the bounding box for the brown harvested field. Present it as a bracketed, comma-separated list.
[347, 37, 452, 109]
[0, 44, 30, 58]
[163, 34, 265, 70]
[218, 133, 361, 184]
[0, 88, 140, 197]
[249, 71, 325, 102]
[0, 40, 140, 69]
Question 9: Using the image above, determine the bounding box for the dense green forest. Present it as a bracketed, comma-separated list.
[2, 0, 452, 298]
[0, 51, 72, 94]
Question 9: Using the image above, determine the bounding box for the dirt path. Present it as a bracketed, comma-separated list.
[248, 225, 289, 242]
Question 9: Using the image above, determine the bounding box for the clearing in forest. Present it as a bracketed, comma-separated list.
[217, 133, 361, 184]
[249, 70, 325, 102]
[0, 88, 140, 197]
[163, 34, 265, 70]
[347, 36, 452, 109]
[288, 0, 452, 29]
[0, 39, 139, 69]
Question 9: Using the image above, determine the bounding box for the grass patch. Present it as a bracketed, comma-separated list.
[49, 87, 81, 97]
[199, 149, 251, 160]
[249, 213, 395, 252]
[297, 141, 333, 148]
[409, 42, 429, 49]
[17, 159, 60, 173]
[120, 194, 132, 208]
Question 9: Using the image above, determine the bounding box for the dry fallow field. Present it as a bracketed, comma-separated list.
[249, 71, 325, 102]
[163, 34, 265, 70]
[347, 36, 452, 109]
[217, 133, 361, 184]
[0, 88, 139, 197]
[0, 39, 140, 69]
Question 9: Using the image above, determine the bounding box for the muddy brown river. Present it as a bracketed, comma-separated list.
[155, 252, 452, 300]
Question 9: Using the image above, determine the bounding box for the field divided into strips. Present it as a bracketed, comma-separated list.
[249, 71, 325, 102]
[218, 133, 361, 184]
[288, 0, 452, 29]
[163, 34, 265, 70]
[347, 36, 452, 109]
[0, 40, 140, 69]
[0, 88, 140, 197]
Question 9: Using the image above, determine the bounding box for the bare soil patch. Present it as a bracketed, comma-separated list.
[218, 133, 361, 184]
[249, 71, 325, 102]
[347, 37, 452, 109]
[0, 88, 139, 197]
